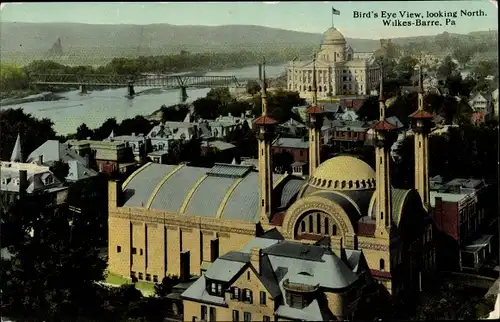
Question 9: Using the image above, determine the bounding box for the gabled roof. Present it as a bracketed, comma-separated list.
[27, 140, 87, 165]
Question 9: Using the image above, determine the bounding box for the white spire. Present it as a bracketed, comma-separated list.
[109, 130, 115, 138]
[231, 158, 237, 165]
[183, 112, 191, 123]
[10, 133, 23, 162]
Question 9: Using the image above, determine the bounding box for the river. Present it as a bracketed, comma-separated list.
[0, 64, 287, 135]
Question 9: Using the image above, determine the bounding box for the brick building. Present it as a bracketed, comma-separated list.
[272, 137, 310, 164]
[430, 176, 496, 271]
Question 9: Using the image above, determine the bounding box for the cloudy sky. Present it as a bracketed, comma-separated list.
[1, 1, 498, 39]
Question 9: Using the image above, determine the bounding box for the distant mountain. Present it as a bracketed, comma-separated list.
[0, 21, 496, 58]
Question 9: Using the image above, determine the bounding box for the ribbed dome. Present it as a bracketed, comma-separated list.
[323, 27, 346, 45]
[308, 156, 376, 191]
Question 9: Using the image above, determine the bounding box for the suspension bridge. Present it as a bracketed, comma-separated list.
[28, 73, 243, 100]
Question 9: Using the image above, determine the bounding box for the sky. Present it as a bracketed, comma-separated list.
[0, 1, 498, 39]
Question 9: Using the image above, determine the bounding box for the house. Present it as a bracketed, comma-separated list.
[272, 137, 309, 164]
[492, 88, 498, 118]
[323, 119, 378, 151]
[336, 110, 359, 121]
[215, 112, 254, 130]
[201, 140, 237, 163]
[278, 119, 307, 137]
[26, 140, 97, 182]
[430, 176, 497, 271]
[64, 139, 137, 175]
[469, 93, 492, 115]
[181, 232, 378, 321]
[106, 132, 150, 162]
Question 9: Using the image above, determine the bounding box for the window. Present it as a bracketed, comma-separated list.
[132, 247, 137, 255]
[146, 274, 151, 281]
[232, 287, 240, 300]
[138, 272, 143, 280]
[380, 259, 385, 271]
[263, 316, 271, 322]
[201, 305, 207, 321]
[247, 271, 251, 280]
[211, 283, 217, 294]
[243, 312, 252, 322]
[209, 307, 216, 322]
[244, 289, 253, 303]
[140, 248, 143, 256]
[232, 310, 239, 322]
[217, 284, 222, 296]
[153, 275, 158, 283]
[332, 224, 337, 235]
[117, 245, 121, 253]
[325, 218, 329, 235]
[301, 221, 306, 232]
[260, 291, 267, 305]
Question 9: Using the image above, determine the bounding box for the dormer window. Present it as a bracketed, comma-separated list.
[13, 178, 20, 185]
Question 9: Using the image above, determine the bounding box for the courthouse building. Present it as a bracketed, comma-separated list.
[287, 26, 380, 99]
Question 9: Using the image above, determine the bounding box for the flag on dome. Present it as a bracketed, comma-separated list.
[332, 7, 340, 15]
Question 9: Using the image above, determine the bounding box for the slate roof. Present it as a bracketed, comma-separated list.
[27, 140, 88, 166]
[121, 163, 303, 223]
[0, 162, 62, 193]
[182, 236, 365, 321]
[66, 160, 98, 182]
[272, 137, 309, 149]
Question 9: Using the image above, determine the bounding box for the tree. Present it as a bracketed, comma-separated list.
[118, 115, 155, 136]
[0, 63, 30, 92]
[251, 89, 305, 123]
[394, 56, 419, 79]
[472, 60, 498, 79]
[246, 80, 261, 95]
[193, 97, 220, 120]
[155, 275, 182, 297]
[75, 123, 94, 140]
[0, 108, 57, 161]
[159, 104, 190, 122]
[356, 96, 380, 121]
[94, 118, 119, 140]
[453, 46, 474, 69]
[49, 160, 70, 183]
[273, 151, 294, 174]
[206, 87, 232, 108]
[437, 56, 458, 79]
[1, 193, 107, 320]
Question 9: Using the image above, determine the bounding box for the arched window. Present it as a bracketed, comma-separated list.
[327, 180, 332, 188]
[355, 180, 360, 189]
[308, 86, 312, 92]
[301, 221, 306, 232]
[316, 213, 321, 233]
[322, 179, 327, 187]
[308, 215, 313, 233]
[325, 217, 329, 235]
[341, 181, 346, 189]
[381, 211, 384, 220]
[348, 180, 353, 188]
[334, 180, 339, 188]
[361, 180, 366, 188]
[332, 224, 337, 236]
[380, 259, 385, 271]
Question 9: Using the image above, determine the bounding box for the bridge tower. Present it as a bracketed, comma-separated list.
[180, 86, 188, 103]
[80, 84, 88, 94]
[127, 79, 135, 98]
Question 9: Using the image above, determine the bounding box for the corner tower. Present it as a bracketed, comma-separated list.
[371, 68, 396, 238]
[306, 56, 324, 175]
[409, 65, 433, 211]
[254, 59, 278, 223]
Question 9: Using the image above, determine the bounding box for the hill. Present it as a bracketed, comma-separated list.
[0, 22, 497, 65]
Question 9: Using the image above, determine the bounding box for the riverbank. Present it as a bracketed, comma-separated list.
[0, 91, 66, 108]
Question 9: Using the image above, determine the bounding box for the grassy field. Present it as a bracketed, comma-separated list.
[104, 271, 156, 296]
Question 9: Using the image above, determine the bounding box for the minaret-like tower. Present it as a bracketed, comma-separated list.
[306, 55, 324, 175]
[253, 59, 278, 223]
[372, 68, 396, 238]
[10, 133, 23, 162]
[409, 65, 433, 211]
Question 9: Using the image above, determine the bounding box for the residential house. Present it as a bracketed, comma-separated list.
[492, 88, 498, 118]
[26, 140, 98, 183]
[201, 140, 237, 163]
[272, 137, 309, 164]
[215, 112, 254, 130]
[278, 119, 307, 137]
[181, 232, 378, 322]
[430, 176, 496, 271]
[106, 131, 150, 162]
[469, 93, 492, 115]
[64, 139, 137, 174]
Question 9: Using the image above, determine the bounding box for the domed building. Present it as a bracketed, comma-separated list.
[287, 24, 381, 98]
[107, 61, 436, 307]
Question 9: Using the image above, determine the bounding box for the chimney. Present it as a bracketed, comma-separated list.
[108, 179, 123, 209]
[132, 132, 136, 136]
[250, 247, 262, 275]
[19, 170, 28, 197]
[38, 155, 44, 165]
[86, 137, 91, 140]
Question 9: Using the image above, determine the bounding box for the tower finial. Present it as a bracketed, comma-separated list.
[312, 53, 318, 106]
[379, 63, 386, 121]
[261, 57, 268, 116]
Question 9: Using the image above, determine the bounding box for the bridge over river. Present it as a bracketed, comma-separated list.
[28, 73, 245, 101]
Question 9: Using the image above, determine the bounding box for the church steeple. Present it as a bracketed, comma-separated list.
[10, 133, 23, 162]
[372, 66, 396, 238]
[409, 64, 433, 211]
[253, 58, 278, 223]
[306, 54, 324, 176]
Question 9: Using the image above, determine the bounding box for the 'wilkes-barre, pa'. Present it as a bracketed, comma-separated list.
[0, 1, 498, 321]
